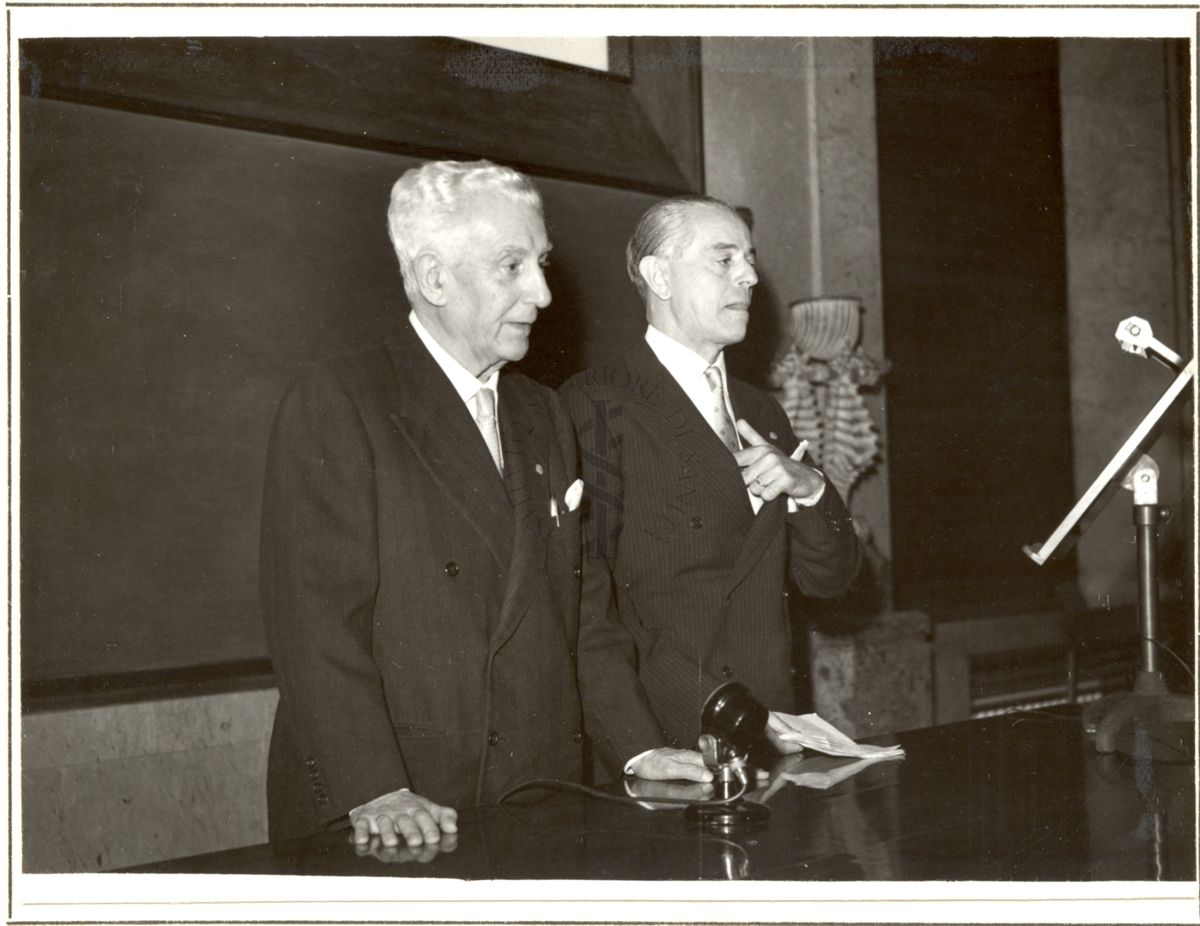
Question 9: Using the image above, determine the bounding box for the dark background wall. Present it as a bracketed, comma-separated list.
[19, 37, 700, 688]
[874, 38, 1077, 614]
[19, 35, 1192, 697]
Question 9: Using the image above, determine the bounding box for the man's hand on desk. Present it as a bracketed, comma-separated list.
[627, 747, 714, 783]
[352, 830, 459, 865]
[349, 788, 458, 849]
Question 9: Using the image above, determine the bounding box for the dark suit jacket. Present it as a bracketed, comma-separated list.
[260, 321, 584, 840]
[560, 341, 861, 775]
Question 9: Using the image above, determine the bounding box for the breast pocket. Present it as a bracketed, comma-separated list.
[548, 507, 582, 592]
[552, 506, 582, 538]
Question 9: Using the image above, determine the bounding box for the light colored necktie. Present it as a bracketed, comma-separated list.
[474, 387, 503, 473]
[704, 365, 741, 454]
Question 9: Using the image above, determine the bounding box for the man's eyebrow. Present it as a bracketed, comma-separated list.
[708, 241, 754, 255]
[496, 241, 554, 256]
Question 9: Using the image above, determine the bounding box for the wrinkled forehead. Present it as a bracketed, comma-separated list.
[453, 189, 549, 247]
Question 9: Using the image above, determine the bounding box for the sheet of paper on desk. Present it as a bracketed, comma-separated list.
[770, 711, 906, 759]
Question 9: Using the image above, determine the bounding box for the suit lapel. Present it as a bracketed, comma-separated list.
[384, 324, 514, 573]
[489, 377, 551, 652]
[625, 342, 755, 519]
[724, 377, 787, 595]
[624, 341, 785, 596]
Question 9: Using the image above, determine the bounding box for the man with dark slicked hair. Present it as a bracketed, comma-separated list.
[563, 195, 862, 783]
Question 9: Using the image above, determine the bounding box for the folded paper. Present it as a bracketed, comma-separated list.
[768, 711, 905, 760]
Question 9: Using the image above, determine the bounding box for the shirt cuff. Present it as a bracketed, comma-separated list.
[787, 439, 825, 510]
[350, 787, 410, 819]
[787, 477, 825, 511]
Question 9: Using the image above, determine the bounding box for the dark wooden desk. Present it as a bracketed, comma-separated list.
[134, 711, 1195, 880]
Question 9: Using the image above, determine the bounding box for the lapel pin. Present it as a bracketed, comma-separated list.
[769, 431, 778, 441]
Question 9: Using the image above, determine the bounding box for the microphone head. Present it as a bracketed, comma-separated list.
[700, 681, 769, 754]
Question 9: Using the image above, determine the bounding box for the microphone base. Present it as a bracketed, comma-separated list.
[684, 799, 770, 834]
[1082, 686, 1194, 763]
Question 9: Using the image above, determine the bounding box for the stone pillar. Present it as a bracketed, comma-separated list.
[700, 36, 817, 383]
[703, 38, 931, 735]
[807, 38, 891, 566]
[809, 610, 933, 737]
[701, 37, 892, 562]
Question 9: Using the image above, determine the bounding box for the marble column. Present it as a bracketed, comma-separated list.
[703, 38, 930, 735]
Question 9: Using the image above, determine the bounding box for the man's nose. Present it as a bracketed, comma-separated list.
[737, 259, 758, 288]
[529, 266, 552, 308]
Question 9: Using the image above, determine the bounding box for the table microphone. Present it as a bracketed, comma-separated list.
[683, 681, 771, 833]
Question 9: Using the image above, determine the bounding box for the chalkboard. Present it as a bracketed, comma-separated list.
[19, 97, 659, 684]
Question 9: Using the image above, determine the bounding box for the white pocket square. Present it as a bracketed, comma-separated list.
[563, 478, 584, 512]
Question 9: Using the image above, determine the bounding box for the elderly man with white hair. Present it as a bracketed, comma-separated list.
[260, 160, 584, 852]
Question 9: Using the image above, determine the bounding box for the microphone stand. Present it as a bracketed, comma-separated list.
[1024, 318, 1194, 762]
[684, 683, 772, 833]
[1078, 456, 1192, 760]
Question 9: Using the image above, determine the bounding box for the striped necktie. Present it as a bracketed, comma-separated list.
[704, 365, 741, 454]
[474, 386, 503, 473]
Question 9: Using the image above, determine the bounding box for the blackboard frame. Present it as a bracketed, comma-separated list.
[19, 36, 703, 195]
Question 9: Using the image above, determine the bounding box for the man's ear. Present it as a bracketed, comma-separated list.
[413, 252, 448, 307]
[638, 255, 671, 302]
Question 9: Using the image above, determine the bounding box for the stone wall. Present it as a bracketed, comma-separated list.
[20, 688, 275, 872]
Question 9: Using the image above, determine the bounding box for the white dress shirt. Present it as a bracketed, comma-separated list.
[410, 310, 502, 465]
[643, 325, 823, 515]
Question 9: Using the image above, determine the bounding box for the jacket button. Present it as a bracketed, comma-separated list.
[568, 648, 577, 660]
[572, 731, 583, 744]
[444, 562, 459, 577]
[573, 566, 582, 579]
[691, 516, 703, 529]
[722, 666, 734, 679]
[487, 731, 499, 746]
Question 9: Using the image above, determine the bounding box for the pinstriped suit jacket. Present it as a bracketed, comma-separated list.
[561, 341, 861, 775]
